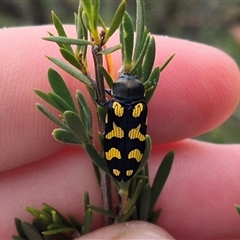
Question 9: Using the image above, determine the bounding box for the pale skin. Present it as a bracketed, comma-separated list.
[1, 25, 240, 239]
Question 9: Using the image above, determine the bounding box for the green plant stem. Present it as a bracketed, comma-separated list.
[120, 192, 128, 219]
[92, 45, 106, 132]
[116, 181, 130, 221]
[92, 45, 112, 225]
[92, 45, 106, 109]
[100, 171, 112, 224]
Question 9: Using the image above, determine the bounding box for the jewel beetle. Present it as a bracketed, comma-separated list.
[101, 73, 148, 182]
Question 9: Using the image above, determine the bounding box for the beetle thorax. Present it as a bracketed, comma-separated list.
[112, 76, 145, 102]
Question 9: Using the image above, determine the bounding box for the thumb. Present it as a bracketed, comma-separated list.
[76, 221, 174, 239]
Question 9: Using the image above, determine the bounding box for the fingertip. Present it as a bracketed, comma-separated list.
[149, 35, 240, 143]
[77, 221, 174, 240]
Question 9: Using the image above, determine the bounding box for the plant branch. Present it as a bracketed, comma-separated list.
[92, 44, 112, 224]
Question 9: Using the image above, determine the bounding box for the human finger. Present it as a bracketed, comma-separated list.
[2, 140, 240, 238]
[1, 26, 239, 171]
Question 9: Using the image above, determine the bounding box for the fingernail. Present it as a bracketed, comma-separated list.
[76, 221, 174, 240]
[114, 228, 173, 239]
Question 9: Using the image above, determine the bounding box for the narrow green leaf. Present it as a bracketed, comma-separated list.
[14, 218, 27, 238]
[97, 104, 106, 127]
[39, 213, 52, 224]
[130, 33, 150, 74]
[51, 211, 63, 224]
[149, 209, 161, 224]
[118, 206, 136, 223]
[139, 184, 151, 221]
[119, 20, 124, 64]
[35, 89, 62, 112]
[80, 0, 93, 18]
[128, 175, 137, 199]
[160, 54, 175, 72]
[145, 89, 154, 103]
[47, 56, 91, 86]
[235, 204, 240, 215]
[89, 205, 117, 219]
[77, 10, 89, 61]
[21, 222, 43, 240]
[92, 161, 101, 186]
[60, 48, 86, 73]
[42, 204, 53, 215]
[51, 11, 67, 37]
[75, 10, 83, 55]
[144, 66, 160, 90]
[48, 92, 75, 112]
[36, 104, 67, 129]
[26, 207, 45, 219]
[120, 12, 134, 68]
[99, 66, 114, 88]
[123, 180, 142, 214]
[98, 15, 107, 32]
[47, 223, 64, 230]
[46, 31, 65, 50]
[63, 111, 90, 144]
[103, 0, 126, 44]
[32, 218, 47, 234]
[83, 143, 109, 173]
[43, 227, 75, 235]
[81, 10, 91, 33]
[53, 128, 81, 144]
[92, 0, 100, 31]
[76, 90, 93, 136]
[136, 135, 152, 175]
[86, 85, 97, 106]
[42, 204, 72, 227]
[82, 208, 93, 235]
[143, 160, 149, 181]
[98, 44, 122, 55]
[81, 9, 89, 42]
[81, 0, 99, 42]
[150, 150, 174, 211]
[48, 68, 76, 112]
[84, 192, 90, 212]
[142, 37, 156, 81]
[43, 36, 93, 46]
[133, 0, 145, 61]
[144, 67, 161, 103]
[51, 11, 74, 54]
[130, 207, 138, 221]
[74, 12, 80, 35]
[136, 64, 143, 80]
[69, 215, 82, 232]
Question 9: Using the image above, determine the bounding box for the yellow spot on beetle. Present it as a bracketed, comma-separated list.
[113, 102, 124, 117]
[128, 149, 143, 162]
[105, 122, 124, 139]
[126, 170, 133, 176]
[128, 124, 145, 141]
[105, 148, 122, 160]
[113, 169, 121, 176]
[132, 103, 143, 118]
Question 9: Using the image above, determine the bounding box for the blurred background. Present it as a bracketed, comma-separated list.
[1, 0, 239, 144]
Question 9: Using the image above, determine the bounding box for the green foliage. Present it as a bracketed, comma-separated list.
[103, 0, 126, 44]
[14, 0, 174, 238]
[13, 201, 92, 239]
[235, 205, 240, 215]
